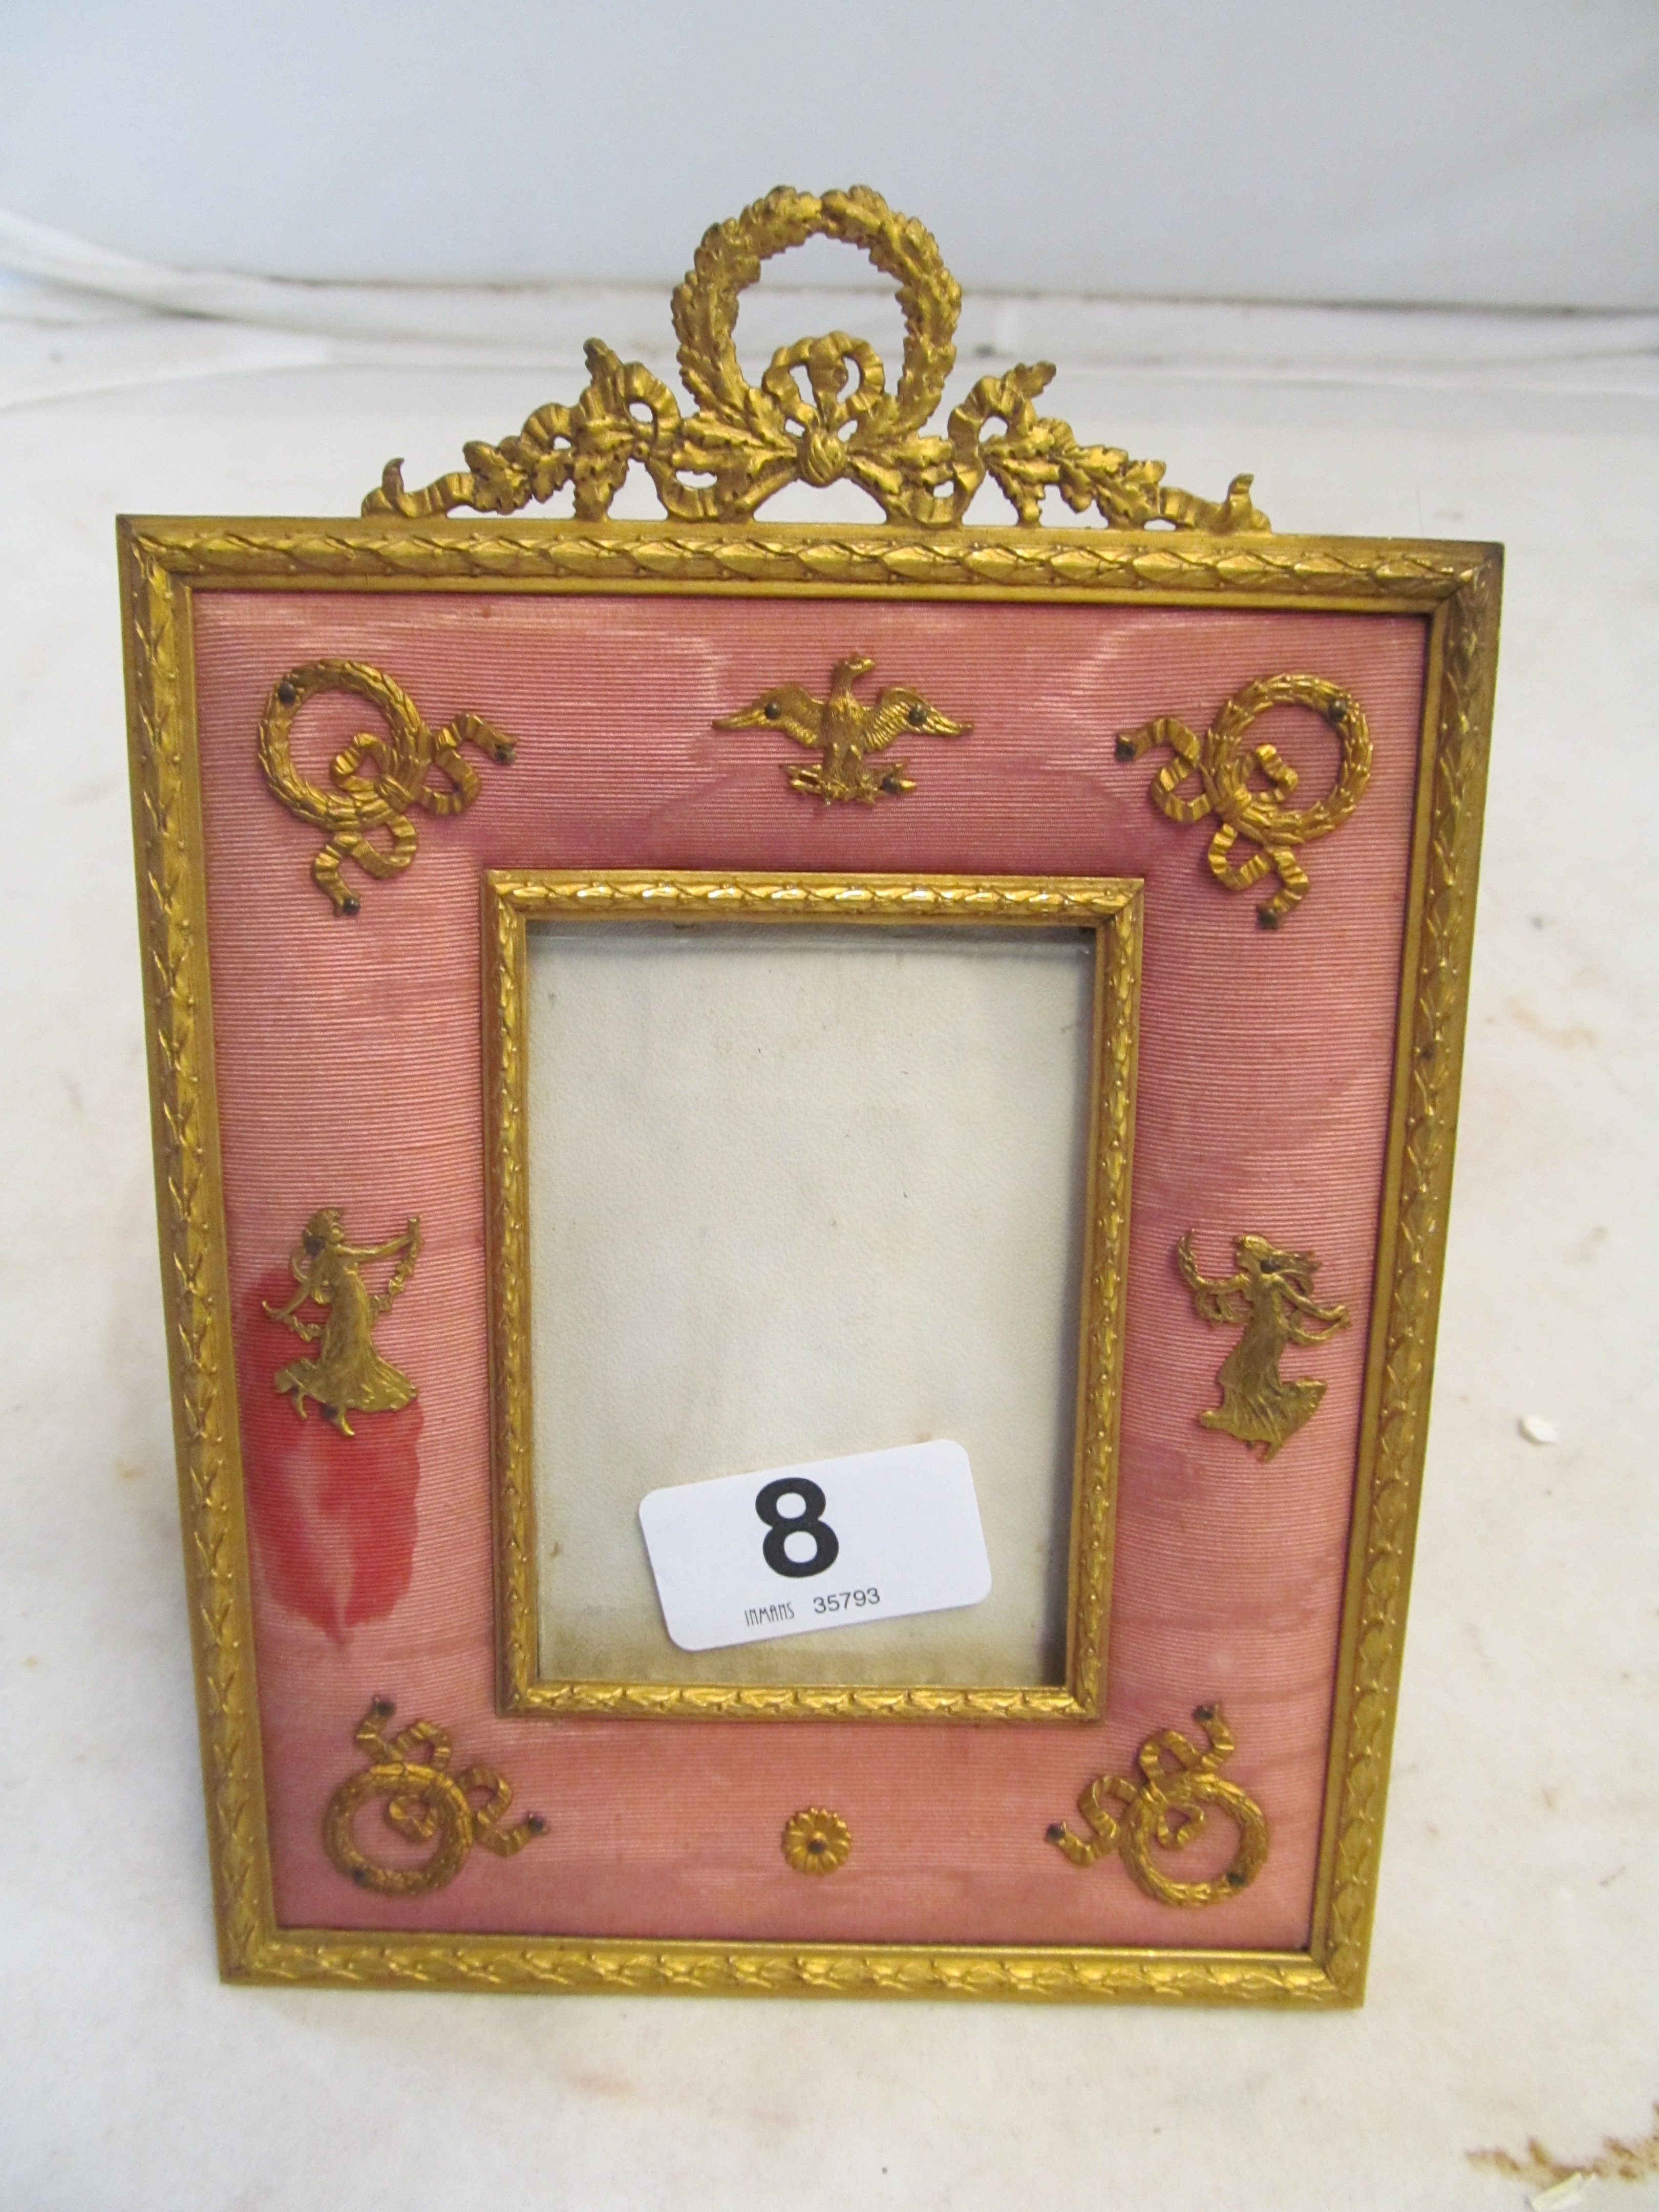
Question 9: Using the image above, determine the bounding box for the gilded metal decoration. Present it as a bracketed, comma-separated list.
[1178, 1231, 1351, 1460]
[1046, 1705, 1268, 1907]
[717, 654, 968, 804]
[323, 1698, 544, 1896]
[257, 658, 517, 913]
[264, 1209, 422, 1436]
[782, 1807, 852, 1875]
[1115, 673, 1371, 926]
[364, 185, 1268, 533]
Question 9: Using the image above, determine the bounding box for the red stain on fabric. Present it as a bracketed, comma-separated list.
[239, 1269, 422, 1642]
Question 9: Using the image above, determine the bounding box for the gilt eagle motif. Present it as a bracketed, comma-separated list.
[717, 654, 969, 805]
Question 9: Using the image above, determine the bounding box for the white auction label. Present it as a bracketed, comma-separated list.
[637, 1439, 992, 1653]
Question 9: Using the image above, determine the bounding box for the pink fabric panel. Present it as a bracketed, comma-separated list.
[190, 589, 1426, 1949]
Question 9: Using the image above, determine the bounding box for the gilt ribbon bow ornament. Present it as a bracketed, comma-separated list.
[257, 660, 517, 915]
[323, 1699, 544, 1896]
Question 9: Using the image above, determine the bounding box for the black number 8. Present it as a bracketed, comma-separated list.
[755, 1477, 840, 1579]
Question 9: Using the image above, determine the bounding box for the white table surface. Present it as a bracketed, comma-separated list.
[2, 279, 1655, 2210]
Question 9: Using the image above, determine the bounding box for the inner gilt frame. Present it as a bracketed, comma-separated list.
[484, 869, 1142, 1722]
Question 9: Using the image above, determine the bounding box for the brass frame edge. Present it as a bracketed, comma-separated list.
[483, 871, 538, 1716]
[119, 518, 275, 1976]
[484, 870, 1140, 1724]
[117, 516, 1493, 608]
[1065, 890, 1139, 1712]
[232, 1930, 1350, 2004]
[1306, 551, 1502, 1998]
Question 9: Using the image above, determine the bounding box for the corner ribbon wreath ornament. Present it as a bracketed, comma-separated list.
[1047, 1705, 1269, 1907]
[1114, 673, 1371, 927]
[257, 658, 517, 915]
[324, 1699, 544, 1897]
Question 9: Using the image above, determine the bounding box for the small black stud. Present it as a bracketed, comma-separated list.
[341, 895, 360, 918]
[276, 679, 296, 706]
[1045, 1823, 1064, 1844]
[1256, 906, 1280, 931]
[527, 1814, 547, 1835]
[1114, 736, 1136, 762]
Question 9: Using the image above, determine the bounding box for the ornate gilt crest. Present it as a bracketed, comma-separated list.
[364, 185, 1269, 532]
[717, 653, 968, 804]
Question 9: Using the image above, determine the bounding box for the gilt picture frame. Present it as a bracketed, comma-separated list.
[119, 185, 1500, 2002]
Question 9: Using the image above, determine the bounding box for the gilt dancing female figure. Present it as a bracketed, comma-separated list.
[1176, 1231, 1350, 1460]
[264, 1208, 422, 1436]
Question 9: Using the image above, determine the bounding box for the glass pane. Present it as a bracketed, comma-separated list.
[525, 922, 1094, 1687]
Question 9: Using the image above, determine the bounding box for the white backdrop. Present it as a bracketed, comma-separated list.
[1, 0, 1655, 309]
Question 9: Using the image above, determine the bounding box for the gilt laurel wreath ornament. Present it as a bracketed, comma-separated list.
[1115, 674, 1372, 926]
[323, 1699, 544, 1897]
[1046, 1705, 1268, 1907]
[365, 185, 1269, 533]
[257, 659, 517, 913]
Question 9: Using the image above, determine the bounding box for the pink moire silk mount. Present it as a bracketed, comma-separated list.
[192, 588, 1426, 1950]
